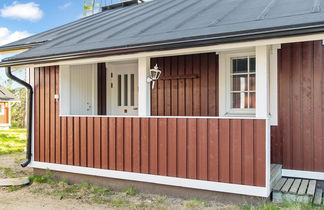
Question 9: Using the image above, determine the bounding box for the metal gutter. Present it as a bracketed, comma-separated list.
[5, 67, 33, 167]
[2, 22, 324, 67]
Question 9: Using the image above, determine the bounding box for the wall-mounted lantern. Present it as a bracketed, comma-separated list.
[147, 64, 161, 89]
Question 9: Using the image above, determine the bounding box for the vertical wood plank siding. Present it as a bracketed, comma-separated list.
[33, 65, 266, 187]
[151, 53, 219, 116]
[273, 40, 324, 172]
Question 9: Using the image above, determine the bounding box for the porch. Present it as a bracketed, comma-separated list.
[29, 44, 275, 197]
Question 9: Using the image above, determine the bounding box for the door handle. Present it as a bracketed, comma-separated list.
[133, 107, 138, 110]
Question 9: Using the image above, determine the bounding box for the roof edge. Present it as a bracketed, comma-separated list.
[2, 23, 324, 67]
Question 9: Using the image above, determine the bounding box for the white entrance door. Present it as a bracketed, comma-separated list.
[107, 62, 138, 116]
[70, 64, 97, 115]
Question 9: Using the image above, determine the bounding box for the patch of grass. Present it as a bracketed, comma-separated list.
[29, 169, 55, 184]
[184, 198, 206, 208]
[7, 185, 24, 192]
[123, 186, 138, 196]
[0, 128, 26, 155]
[110, 195, 130, 208]
[0, 167, 16, 178]
[258, 203, 280, 210]
[155, 196, 167, 204]
[242, 201, 324, 210]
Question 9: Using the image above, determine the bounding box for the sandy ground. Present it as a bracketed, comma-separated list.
[0, 189, 111, 210]
[0, 153, 240, 210]
[0, 154, 111, 210]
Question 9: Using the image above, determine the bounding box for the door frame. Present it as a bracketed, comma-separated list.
[106, 60, 139, 116]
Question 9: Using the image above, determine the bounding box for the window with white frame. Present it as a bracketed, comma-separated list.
[222, 51, 256, 115]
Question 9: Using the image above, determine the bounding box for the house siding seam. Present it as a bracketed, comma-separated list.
[32, 65, 266, 187]
[272, 40, 324, 173]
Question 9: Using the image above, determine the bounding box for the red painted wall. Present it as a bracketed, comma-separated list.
[272, 40, 324, 173]
[0, 102, 9, 125]
[151, 53, 218, 116]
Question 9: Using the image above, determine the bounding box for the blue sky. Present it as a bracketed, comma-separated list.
[0, 0, 85, 41]
[0, 0, 123, 86]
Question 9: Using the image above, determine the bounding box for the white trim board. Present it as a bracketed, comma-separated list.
[58, 115, 268, 120]
[282, 169, 324, 181]
[29, 161, 269, 197]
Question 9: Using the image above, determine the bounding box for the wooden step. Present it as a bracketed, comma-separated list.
[270, 164, 282, 189]
[272, 177, 317, 204]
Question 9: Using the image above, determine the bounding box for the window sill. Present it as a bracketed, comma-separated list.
[224, 112, 256, 118]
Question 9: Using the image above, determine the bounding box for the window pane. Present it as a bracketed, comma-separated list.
[232, 75, 248, 91]
[232, 92, 249, 109]
[233, 58, 248, 73]
[249, 74, 256, 91]
[130, 74, 134, 106]
[250, 57, 256, 72]
[118, 75, 121, 106]
[124, 74, 128, 106]
[249, 92, 256, 108]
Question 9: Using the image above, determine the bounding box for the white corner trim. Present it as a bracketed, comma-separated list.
[29, 161, 269, 197]
[282, 169, 324, 181]
[269, 44, 280, 126]
[256, 45, 270, 119]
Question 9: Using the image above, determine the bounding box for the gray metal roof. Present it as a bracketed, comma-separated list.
[0, 86, 18, 102]
[3, 0, 324, 63]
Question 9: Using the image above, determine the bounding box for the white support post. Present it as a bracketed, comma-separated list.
[256, 45, 271, 196]
[138, 57, 151, 116]
[269, 44, 281, 125]
[256, 46, 270, 119]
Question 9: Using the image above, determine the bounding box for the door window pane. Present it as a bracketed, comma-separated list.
[118, 75, 121, 106]
[124, 74, 128, 106]
[130, 74, 135, 106]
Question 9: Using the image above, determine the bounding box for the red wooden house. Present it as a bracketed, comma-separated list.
[0, 86, 17, 129]
[1, 0, 324, 198]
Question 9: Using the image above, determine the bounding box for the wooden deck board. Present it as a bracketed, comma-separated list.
[297, 180, 309, 195]
[281, 178, 294, 193]
[289, 179, 302, 194]
[306, 180, 316, 196]
[273, 178, 287, 191]
[313, 188, 323, 205]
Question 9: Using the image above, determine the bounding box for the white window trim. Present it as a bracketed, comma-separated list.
[219, 50, 256, 117]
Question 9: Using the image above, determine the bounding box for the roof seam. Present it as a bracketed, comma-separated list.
[257, 0, 277, 20]
[313, 0, 321, 13]
[208, 0, 246, 26]
[54, 0, 169, 47]
[173, 0, 223, 30]
[135, 0, 200, 36]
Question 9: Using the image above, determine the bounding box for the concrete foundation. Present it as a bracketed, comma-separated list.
[34, 168, 268, 205]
